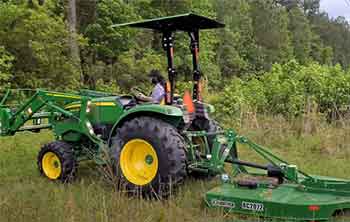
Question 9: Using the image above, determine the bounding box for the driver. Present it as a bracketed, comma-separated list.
[134, 69, 165, 104]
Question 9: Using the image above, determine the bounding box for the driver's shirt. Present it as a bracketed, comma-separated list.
[151, 83, 165, 104]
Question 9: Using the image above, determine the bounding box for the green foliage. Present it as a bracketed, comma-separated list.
[311, 13, 350, 68]
[95, 79, 121, 94]
[1, 0, 350, 112]
[114, 49, 166, 91]
[288, 7, 312, 64]
[84, 0, 138, 61]
[211, 77, 244, 119]
[213, 61, 350, 118]
[0, 3, 79, 90]
[0, 46, 14, 87]
[251, 0, 293, 69]
[216, 0, 259, 77]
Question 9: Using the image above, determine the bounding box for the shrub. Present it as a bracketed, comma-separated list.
[212, 61, 350, 119]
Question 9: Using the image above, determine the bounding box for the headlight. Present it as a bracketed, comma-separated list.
[86, 101, 92, 113]
[86, 121, 94, 135]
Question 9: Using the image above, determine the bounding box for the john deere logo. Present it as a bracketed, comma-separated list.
[211, 199, 235, 208]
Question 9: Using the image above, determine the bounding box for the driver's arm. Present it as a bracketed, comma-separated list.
[136, 93, 153, 102]
[131, 87, 152, 102]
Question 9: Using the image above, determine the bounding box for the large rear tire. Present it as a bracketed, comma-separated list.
[111, 116, 187, 198]
[37, 141, 77, 182]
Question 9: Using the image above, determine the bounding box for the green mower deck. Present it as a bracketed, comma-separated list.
[202, 132, 350, 221]
[206, 177, 350, 221]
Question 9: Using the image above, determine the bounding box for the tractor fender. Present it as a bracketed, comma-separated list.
[107, 104, 184, 144]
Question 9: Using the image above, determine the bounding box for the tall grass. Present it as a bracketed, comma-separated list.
[1, 115, 350, 222]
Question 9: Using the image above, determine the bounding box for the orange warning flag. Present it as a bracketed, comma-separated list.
[183, 90, 195, 113]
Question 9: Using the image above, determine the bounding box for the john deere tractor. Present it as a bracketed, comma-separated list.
[0, 13, 224, 196]
[3, 13, 350, 221]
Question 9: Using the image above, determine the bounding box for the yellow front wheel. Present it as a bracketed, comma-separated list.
[38, 141, 76, 182]
[120, 139, 158, 186]
[42, 152, 62, 179]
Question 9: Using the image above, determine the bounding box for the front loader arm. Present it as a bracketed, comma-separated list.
[6, 90, 81, 133]
[1, 89, 104, 146]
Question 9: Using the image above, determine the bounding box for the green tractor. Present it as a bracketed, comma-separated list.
[2, 13, 350, 221]
[0, 13, 224, 196]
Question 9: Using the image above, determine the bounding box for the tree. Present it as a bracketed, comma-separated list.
[0, 46, 14, 88]
[67, 0, 82, 82]
[288, 7, 312, 64]
[149, 0, 191, 16]
[274, 0, 299, 10]
[250, 0, 293, 70]
[216, 0, 261, 77]
[301, 0, 320, 16]
[311, 12, 350, 68]
[0, 3, 79, 89]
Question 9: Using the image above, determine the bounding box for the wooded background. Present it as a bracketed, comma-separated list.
[1, 0, 350, 119]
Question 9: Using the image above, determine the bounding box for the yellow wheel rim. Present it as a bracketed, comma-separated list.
[42, 152, 62, 179]
[120, 139, 159, 186]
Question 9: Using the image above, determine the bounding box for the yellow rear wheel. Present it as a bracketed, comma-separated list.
[42, 152, 62, 179]
[112, 116, 186, 198]
[120, 139, 158, 186]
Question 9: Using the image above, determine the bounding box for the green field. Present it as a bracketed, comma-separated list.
[1, 117, 350, 222]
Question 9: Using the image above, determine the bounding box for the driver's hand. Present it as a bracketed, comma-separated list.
[136, 92, 144, 97]
[131, 87, 144, 96]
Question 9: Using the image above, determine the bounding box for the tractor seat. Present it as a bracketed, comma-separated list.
[117, 96, 137, 109]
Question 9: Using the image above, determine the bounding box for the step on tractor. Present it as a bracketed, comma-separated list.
[2, 13, 350, 221]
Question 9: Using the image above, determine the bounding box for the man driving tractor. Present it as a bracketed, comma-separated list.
[133, 69, 166, 104]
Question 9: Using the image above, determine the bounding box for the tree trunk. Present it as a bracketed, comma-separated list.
[67, 0, 83, 83]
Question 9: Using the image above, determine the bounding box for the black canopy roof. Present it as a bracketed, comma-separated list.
[111, 13, 225, 32]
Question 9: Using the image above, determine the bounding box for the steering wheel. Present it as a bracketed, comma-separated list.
[131, 87, 149, 102]
[131, 87, 145, 96]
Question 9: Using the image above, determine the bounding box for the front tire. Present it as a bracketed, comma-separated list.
[37, 141, 77, 182]
[111, 116, 187, 198]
